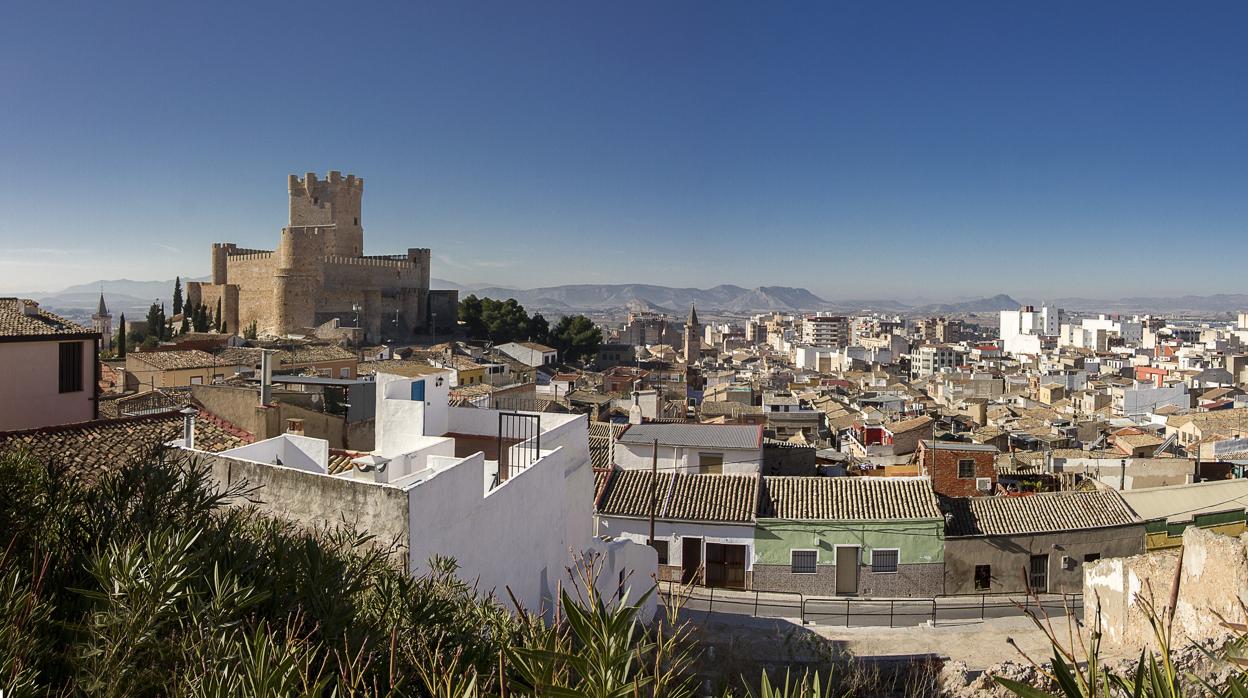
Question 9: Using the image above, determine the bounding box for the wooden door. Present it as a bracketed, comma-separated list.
[835, 546, 859, 595]
[681, 537, 702, 584]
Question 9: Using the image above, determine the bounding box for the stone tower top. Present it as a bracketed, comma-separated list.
[288, 170, 365, 257]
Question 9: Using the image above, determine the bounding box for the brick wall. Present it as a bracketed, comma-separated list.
[919, 446, 996, 497]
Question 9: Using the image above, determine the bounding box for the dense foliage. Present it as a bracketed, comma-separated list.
[0, 448, 696, 696]
[550, 314, 604, 363]
[457, 295, 601, 362]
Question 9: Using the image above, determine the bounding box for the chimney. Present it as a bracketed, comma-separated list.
[351, 454, 391, 484]
[286, 418, 304, 435]
[260, 350, 273, 405]
[180, 407, 198, 449]
[20, 300, 39, 317]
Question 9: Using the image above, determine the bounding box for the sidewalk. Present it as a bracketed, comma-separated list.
[663, 584, 1083, 628]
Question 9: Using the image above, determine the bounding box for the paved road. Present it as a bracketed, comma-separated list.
[663, 587, 1082, 628]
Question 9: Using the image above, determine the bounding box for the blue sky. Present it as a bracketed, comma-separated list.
[1, 1, 1245, 299]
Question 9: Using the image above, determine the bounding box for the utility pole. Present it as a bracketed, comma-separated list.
[648, 438, 658, 546]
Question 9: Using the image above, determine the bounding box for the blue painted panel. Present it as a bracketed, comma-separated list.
[410, 380, 425, 401]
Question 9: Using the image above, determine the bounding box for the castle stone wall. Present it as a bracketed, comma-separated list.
[206, 171, 451, 341]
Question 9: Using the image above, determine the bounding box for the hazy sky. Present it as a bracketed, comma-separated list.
[2, 1, 1245, 299]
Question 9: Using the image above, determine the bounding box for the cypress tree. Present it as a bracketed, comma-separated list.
[117, 313, 127, 357]
[172, 276, 183, 317]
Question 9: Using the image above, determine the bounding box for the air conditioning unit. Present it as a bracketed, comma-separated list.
[975, 477, 993, 492]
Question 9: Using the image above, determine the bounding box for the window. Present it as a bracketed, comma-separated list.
[957, 458, 976, 479]
[699, 452, 724, 475]
[871, 549, 899, 573]
[190, 376, 203, 385]
[1029, 554, 1048, 591]
[339, 368, 351, 378]
[790, 549, 817, 574]
[318, 369, 331, 377]
[974, 564, 991, 591]
[58, 341, 84, 393]
[1083, 553, 1101, 564]
[650, 540, 669, 565]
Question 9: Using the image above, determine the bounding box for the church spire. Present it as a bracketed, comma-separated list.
[687, 303, 699, 327]
[96, 292, 109, 317]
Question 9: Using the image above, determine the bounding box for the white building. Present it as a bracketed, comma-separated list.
[495, 341, 558, 368]
[1111, 382, 1189, 418]
[614, 423, 764, 474]
[1060, 315, 1142, 350]
[1000, 305, 1062, 356]
[186, 368, 656, 616]
[595, 470, 757, 589]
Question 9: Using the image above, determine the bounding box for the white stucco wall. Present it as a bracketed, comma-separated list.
[596, 515, 756, 571]
[0, 338, 95, 431]
[403, 413, 612, 616]
[614, 442, 762, 474]
[219, 434, 329, 473]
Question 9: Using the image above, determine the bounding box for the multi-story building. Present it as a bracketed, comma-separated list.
[916, 317, 965, 344]
[1000, 305, 1062, 356]
[801, 314, 849, 348]
[911, 344, 963, 379]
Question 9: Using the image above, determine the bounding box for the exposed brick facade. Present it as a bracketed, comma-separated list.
[917, 442, 998, 497]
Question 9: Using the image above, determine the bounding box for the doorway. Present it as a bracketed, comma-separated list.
[681, 537, 703, 584]
[704, 543, 747, 589]
[835, 546, 859, 595]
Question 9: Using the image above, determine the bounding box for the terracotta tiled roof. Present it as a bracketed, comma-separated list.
[886, 415, 934, 435]
[285, 344, 359, 364]
[128, 349, 223, 370]
[0, 298, 94, 338]
[595, 469, 759, 524]
[0, 410, 252, 476]
[944, 490, 1139, 537]
[758, 476, 941, 521]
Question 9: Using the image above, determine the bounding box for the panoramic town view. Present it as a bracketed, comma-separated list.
[2, 2, 1246, 696]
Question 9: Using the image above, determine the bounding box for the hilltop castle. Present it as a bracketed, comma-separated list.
[187, 171, 457, 341]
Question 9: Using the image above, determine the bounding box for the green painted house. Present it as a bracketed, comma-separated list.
[754, 476, 945, 597]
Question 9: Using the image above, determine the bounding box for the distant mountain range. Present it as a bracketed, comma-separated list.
[451, 284, 828, 313]
[18, 277, 1248, 318]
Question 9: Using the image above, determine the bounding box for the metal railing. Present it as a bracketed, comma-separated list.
[659, 581, 1082, 628]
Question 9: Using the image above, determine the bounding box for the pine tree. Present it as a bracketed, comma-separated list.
[117, 313, 127, 357]
[145, 303, 163, 343]
[172, 276, 183, 317]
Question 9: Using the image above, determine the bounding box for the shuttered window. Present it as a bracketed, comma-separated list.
[58, 341, 83, 393]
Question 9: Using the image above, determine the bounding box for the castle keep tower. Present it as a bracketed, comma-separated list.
[187, 170, 457, 342]
[288, 171, 364, 257]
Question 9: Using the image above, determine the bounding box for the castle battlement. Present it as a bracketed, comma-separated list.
[322, 255, 415, 269]
[228, 251, 274, 262]
[288, 170, 364, 196]
[225, 247, 273, 257]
